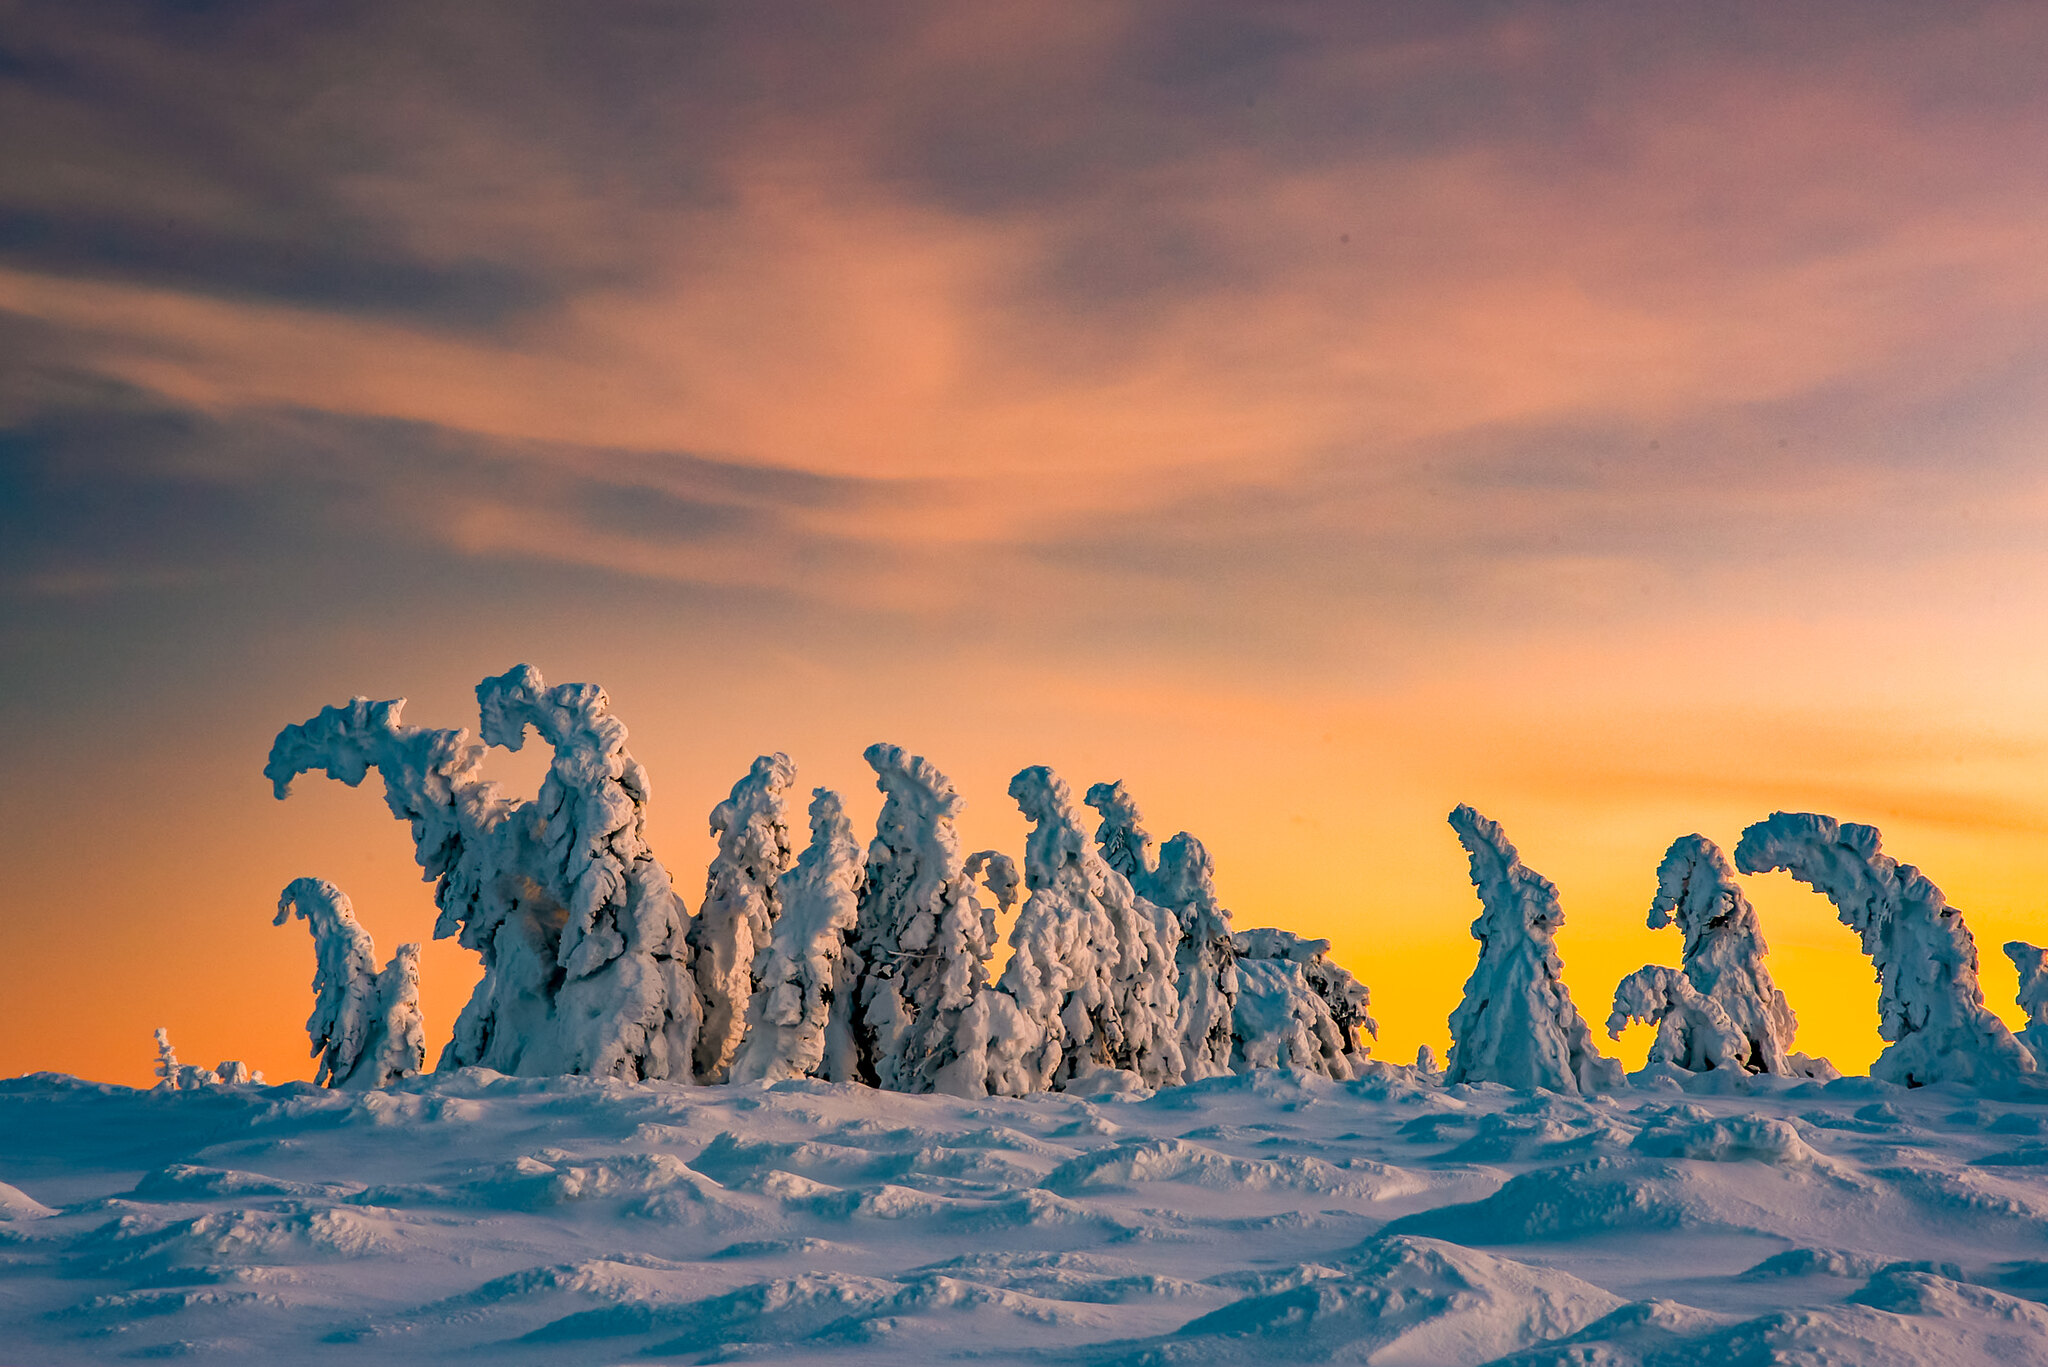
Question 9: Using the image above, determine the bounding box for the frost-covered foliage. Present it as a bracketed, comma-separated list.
[997, 766, 1185, 1092]
[150, 1029, 260, 1090]
[268, 666, 700, 1082]
[2005, 942, 2048, 1071]
[850, 745, 1012, 1097]
[273, 877, 423, 1089]
[1445, 805, 1622, 1094]
[732, 788, 866, 1085]
[1734, 812, 2033, 1088]
[689, 754, 798, 1082]
[1612, 835, 1802, 1075]
[1607, 964, 1749, 1073]
[1084, 780, 1158, 898]
[1230, 928, 1373, 1077]
[1150, 834, 1239, 1078]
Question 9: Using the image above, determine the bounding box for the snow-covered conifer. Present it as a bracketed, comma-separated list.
[1445, 805, 1622, 1094]
[152, 1028, 180, 1091]
[997, 766, 1185, 1092]
[1734, 812, 2033, 1088]
[274, 878, 426, 1090]
[732, 788, 866, 1084]
[1150, 834, 1240, 1078]
[2005, 942, 2048, 1071]
[1607, 964, 1749, 1073]
[215, 1061, 264, 1085]
[1610, 835, 1801, 1075]
[1230, 927, 1374, 1077]
[269, 666, 700, 1082]
[850, 745, 1006, 1096]
[1084, 780, 1159, 898]
[690, 754, 798, 1081]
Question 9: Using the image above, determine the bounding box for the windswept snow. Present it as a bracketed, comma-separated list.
[1445, 805, 1623, 1095]
[9, 1068, 2048, 1364]
[1734, 812, 2033, 1088]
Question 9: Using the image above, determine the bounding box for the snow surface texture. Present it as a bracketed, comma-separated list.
[1734, 812, 2034, 1088]
[1446, 805, 1625, 1095]
[1084, 783, 1239, 1081]
[272, 878, 423, 1089]
[999, 766, 1186, 1094]
[849, 744, 1012, 1098]
[689, 754, 797, 1082]
[12, 1068, 2048, 1364]
[731, 788, 867, 1085]
[268, 667, 702, 1082]
[1619, 834, 1804, 1077]
[2005, 941, 2048, 1072]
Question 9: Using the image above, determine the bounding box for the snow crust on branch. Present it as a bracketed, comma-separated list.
[1610, 835, 1803, 1075]
[997, 766, 1185, 1093]
[2005, 942, 2048, 1071]
[689, 754, 797, 1082]
[850, 744, 1012, 1097]
[274, 877, 423, 1089]
[1445, 805, 1622, 1094]
[1230, 927, 1375, 1078]
[732, 788, 866, 1084]
[268, 666, 700, 1082]
[1734, 812, 2033, 1088]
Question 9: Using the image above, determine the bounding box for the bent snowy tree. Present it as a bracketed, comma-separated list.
[1734, 812, 2033, 1088]
[274, 877, 424, 1089]
[690, 754, 798, 1082]
[1445, 805, 1622, 1095]
[2006, 942, 2048, 1072]
[1610, 835, 1805, 1076]
[267, 666, 702, 1082]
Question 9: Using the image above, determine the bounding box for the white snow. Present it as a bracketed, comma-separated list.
[1445, 805, 1624, 1095]
[689, 753, 798, 1082]
[272, 877, 423, 1089]
[9, 1066, 2048, 1364]
[1734, 812, 2034, 1088]
[2005, 941, 2048, 1072]
[1230, 927, 1374, 1079]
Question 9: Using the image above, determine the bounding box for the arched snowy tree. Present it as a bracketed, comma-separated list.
[1609, 835, 1804, 1075]
[732, 787, 866, 1084]
[689, 753, 798, 1081]
[274, 877, 424, 1089]
[2005, 942, 2048, 1071]
[268, 666, 701, 1082]
[997, 766, 1185, 1092]
[850, 744, 1008, 1096]
[1445, 805, 1622, 1094]
[1607, 964, 1748, 1074]
[1151, 833, 1240, 1079]
[1734, 812, 2033, 1088]
[1230, 927, 1374, 1078]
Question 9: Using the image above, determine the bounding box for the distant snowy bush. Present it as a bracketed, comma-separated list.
[1735, 812, 2033, 1088]
[1445, 805, 1622, 1094]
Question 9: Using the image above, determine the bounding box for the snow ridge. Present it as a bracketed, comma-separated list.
[1733, 812, 2033, 1088]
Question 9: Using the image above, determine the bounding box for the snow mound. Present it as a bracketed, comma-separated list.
[1086, 1235, 1624, 1366]
[0, 1180, 54, 1220]
[1040, 1139, 1383, 1198]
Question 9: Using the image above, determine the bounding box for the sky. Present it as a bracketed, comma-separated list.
[7, 1, 2048, 1086]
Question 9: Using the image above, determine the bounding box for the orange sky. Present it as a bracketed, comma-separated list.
[5, 2, 2048, 1085]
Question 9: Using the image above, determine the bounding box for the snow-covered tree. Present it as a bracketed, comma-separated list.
[1151, 833, 1240, 1079]
[268, 666, 701, 1082]
[1734, 812, 2033, 1088]
[850, 744, 1008, 1096]
[1607, 964, 1749, 1073]
[1084, 780, 1159, 897]
[997, 766, 1185, 1092]
[152, 1028, 181, 1091]
[1445, 805, 1622, 1094]
[274, 877, 423, 1089]
[732, 787, 866, 1084]
[2005, 941, 2048, 1071]
[1609, 835, 1802, 1075]
[1230, 927, 1374, 1077]
[689, 754, 798, 1081]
